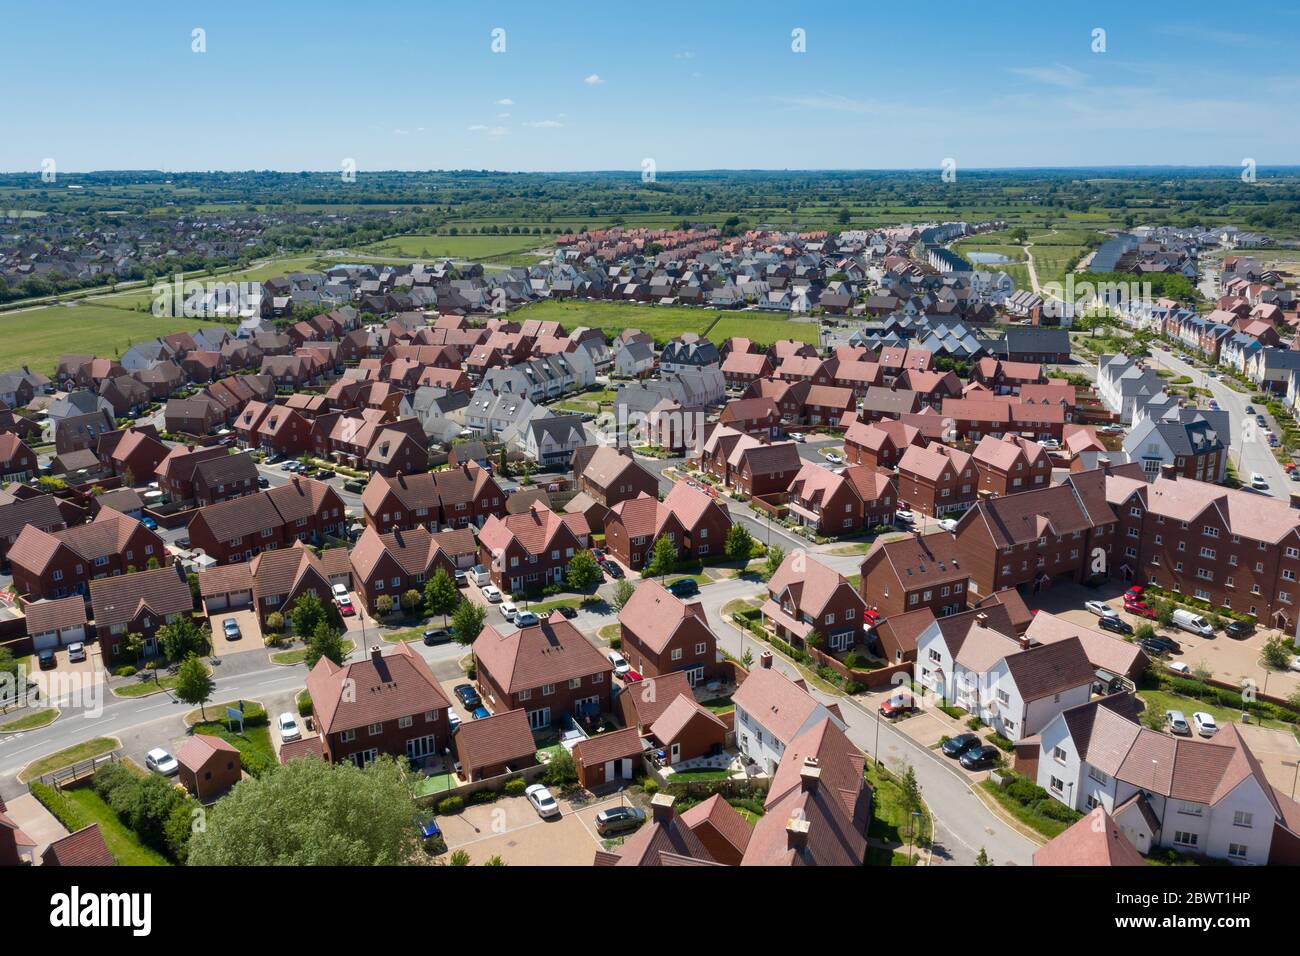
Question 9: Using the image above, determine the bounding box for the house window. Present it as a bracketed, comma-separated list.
[928, 649, 941, 663]
[1233, 810, 1254, 828]
[1088, 766, 1109, 785]
[367, 722, 383, 736]
[1052, 746, 1066, 764]
[518, 689, 531, 701]
[1173, 831, 1198, 848]
[542, 683, 554, 696]
[671, 648, 683, 661]
[1228, 843, 1249, 860]
[1049, 776, 1064, 794]
[340, 729, 355, 743]
[568, 677, 580, 690]
[695, 642, 707, 655]
[398, 716, 412, 729]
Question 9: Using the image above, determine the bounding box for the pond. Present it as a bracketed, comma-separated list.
[966, 251, 1011, 264]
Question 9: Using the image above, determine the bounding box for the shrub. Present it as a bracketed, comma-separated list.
[1035, 799, 1081, 823]
[297, 690, 313, 717]
[437, 796, 465, 815]
[503, 778, 527, 797]
[265, 612, 284, 633]
[844, 680, 864, 695]
[469, 789, 498, 805]
[31, 782, 87, 833]
[966, 716, 984, 731]
[114, 665, 137, 678]
[1005, 777, 1048, 806]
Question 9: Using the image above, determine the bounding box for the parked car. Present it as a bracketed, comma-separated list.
[500, 600, 519, 620]
[140, 515, 158, 530]
[454, 684, 481, 708]
[1192, 712, 1218, 738]
[471, 705, 491, 719]
[603, 561, 624, 579]
[1165, 709, 1191, 736]
[1097, 616, 1133, 636]
[481, 585, 502, 603]
[595, 805, 646, 835]
[894, 509, 915, 526]
[513, 610, 540, 628]
[667, 578, 699, 598]
[145, 748, 179, 776]
[1168, 661, 1192, 675]
[222, 618, 242, 641]
[790, 432, 806, 443]
[879, 693, 915, 718]
[37, 648, 55, 670]
[607, 651, 631, 676]
[959, 745, 1000, 770]
[447, 712, 462, 734]
[336, 595, 355, 617]
[1122, 600, 1155, 619]
[824, 452, 844, 465]
[257, 476, 270, 488]
[1124, 585, 1145, 602]
[555, 605, 578, 619]
[453, 569, 467, 587]
[942, 733, 981, 758]
[525, 783, 562, 819]
[623, 669, 643, 683]
[332, 583, 348, 600]
[66, 642, 86, 662]
[1039, 438, 1061, 450]
[278, 712, 302, 742]
[1084, 600, 1118, 619]
[1251, 472, 1268, 490]
[422, 628, 451, 645]
[1171, 608, 1214, 637]
[937, 518, 958, 532]
[1225, 620, 1256, 640]
[1245, 405, 1255, 415]
[1257, 415, 1268, 427]
[413, 814, 442, 847]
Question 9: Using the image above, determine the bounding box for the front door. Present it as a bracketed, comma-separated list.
[527, 707, 551, 730]
[670, 742, 681, 764]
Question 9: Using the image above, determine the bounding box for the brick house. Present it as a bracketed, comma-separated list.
[618, 578, 719, 684]
[185, 478, 347, 565]
[786, 463, 868, 537]
[730, 441, 802, 497]
[191, 452, 260, 507]
[177, 734, 242, 802]
[9, 508, 168, 602]
[88, 565, 194, 665]
[476, 502, 590, 593]
[645, 694, 728, 767]
[97, 428, 168, 485]
[256, 406, 313, 457]
[843, 465, 898, 529]
[0, 432, 37, 482]
[155, 444, 231, 504]
[661, 481, 732, 559]
[896, 444, 977, 517]
[573, 727, 645, 789]
[362, 463, 506, 533]
[762, 551, 867, 652]
[718, 398, 782, 439]
[800, 385, 857, 428]
[0, 494, 68, 565]
[721, 351, 774, 391]
[573, 445, 660, 508]
[247, 544, 336, 626]
[859, 531, 970, 619]
[473, 612, 613, 730]
[603, 493, 687, 572]
[306, 643, 453, 767]
[972, 434, 1051, 498]
[843, 419, 925, 470]
[349, 525, 474, 612]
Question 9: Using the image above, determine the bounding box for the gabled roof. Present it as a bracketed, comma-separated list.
[89, 565, 193, 630]
[1033, 808, 1146, 866]
[306, 643, 450, 736]
[474, 611, 612, 694]
[453, 708, 537, 773]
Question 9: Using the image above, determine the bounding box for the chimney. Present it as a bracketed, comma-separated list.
[800, 757, 822, 793]
[1018, 635, 1032, 650]
[759, 650, 774, 670]
[370, 644, 383, 663]
[786, 816, 811, 852]
[650, 792, 675, 823]
[1159, 463, 1177, 480]
[975, 613, 988, 624]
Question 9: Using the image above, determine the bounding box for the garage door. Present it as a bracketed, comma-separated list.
[207, 594, 229, 612]
[58, 624, 86, 647]
[32, 631, 59, 651]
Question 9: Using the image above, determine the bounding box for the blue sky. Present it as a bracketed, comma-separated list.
[3, 0, 1297, 172]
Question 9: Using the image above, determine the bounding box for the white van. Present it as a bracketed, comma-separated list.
[470, 565, 491, 586]
[1171, 608, 1214, 637]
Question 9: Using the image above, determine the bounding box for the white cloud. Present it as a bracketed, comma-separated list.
[498, 112, 511, 119]
[467, 125, 509, 137]
[495, 98, 514, 106]
[674, 51, 694, 60]
[583, 73, 604, 86]
[1008, 63, 1088, 89]
[523, 119, 564, 129]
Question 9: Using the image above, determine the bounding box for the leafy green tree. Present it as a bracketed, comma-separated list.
[900, 764, 923, 817]
[975, 847, 991, 866]
[725, 522, 754, 563]
[305, 621, 347, 669]
[400, 589, 423, 615]
[374, 594, 394, 618]
[175, 655, 215, 720]
[424, 568, 459, 626]
[645, 534, 677, 579]
[1261, 635, 1292, 670]
[159, 616, 210, 664]
[452, 599, 487, 645]
[804, 629, 824, 650]
[497, 448, 509, 478]
[290, 591, 329, 636]
[541, 747, 578, 788]
[187, 756, 419, 865]
[764, 545, 786, 580]
[611, 578, 636, 611]
[1133, 623, 1156, 645]
[566, 549, 601, 591]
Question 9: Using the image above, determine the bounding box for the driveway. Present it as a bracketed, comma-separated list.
[438, 792, 624, 866]
[1238, 723, 1300, 797]
[2, 792, 68, 860]
[208, 608, 262, 659]
[29, 642, 105, 703]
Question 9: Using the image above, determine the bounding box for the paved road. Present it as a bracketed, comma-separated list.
[1147, 344, 1293, 498]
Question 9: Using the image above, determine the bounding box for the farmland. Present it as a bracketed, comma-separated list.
[0, 302, 217, 375]
[507, 298, 819, 347]
[359, 234, 548, 262]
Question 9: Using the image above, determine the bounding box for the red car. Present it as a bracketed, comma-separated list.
[1123, 600, 1156, 619]
[623, 670, 643, 684]
[1124, 585, 1145, 602]
[878, 694, 915, 718]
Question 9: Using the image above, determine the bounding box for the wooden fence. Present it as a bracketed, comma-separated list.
[40, 750, 120, 789]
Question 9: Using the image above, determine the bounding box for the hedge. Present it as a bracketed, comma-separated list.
[31, 781, 88, 833]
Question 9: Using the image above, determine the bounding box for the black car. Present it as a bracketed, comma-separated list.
[594, 805, 647, 836]
[257, 475, 270, 488]
[1140, 635, 1179, 655]
[667, 578, 699, 598]
[1097, 616, 1133, 636]
[423, 628, 452, 645]
[1225, 620, 1256, 640]
[959, 745, 1000, 771]
[603, 562, 624, 579]
[453, 683, 481, 708]
[37, 648, 56, 670]
[555, 606, 578, 619]
[1257, 415, 1268, 426]
[941, 732, 981, 758]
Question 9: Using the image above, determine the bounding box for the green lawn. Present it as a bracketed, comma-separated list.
[0, 303, 228, 375]
[509, 299, 717, 344]
[19, 736, 118, 783]
[360, 234, 546, 260]
[62, 783, 171, 866]
[113, 672, 181, 698]
[865, 762, 931, 866]
[0, 708, 58, 732]
[980, 778, 1078, 840]
[191, 719, 276, 766]
[707, 315, 820, 346]
[1137, 688, 1285, 732]
[664, 767, 733, 782]
[271, 639, 355, 663]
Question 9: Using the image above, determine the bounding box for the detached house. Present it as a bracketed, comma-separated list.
[476, 502, 589, 593]
[88, 565, 194, 666]
[732, 663, 846, 776]
[859, 530, 970, 620]
[896, 444, 976, 517]
[618, 579, 719, 685]
[762, 551, 867, 653]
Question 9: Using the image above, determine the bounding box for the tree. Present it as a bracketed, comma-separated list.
[1261, 635, 1292, 670]
[741, 648, 754, 670]
[290, 591, 329, 637]
[424, 568, 459, 626]
[497, 448, 509, 478]
[374, 594, 394, 618]
[764, 545, 785, 580]
[121, 631, 145, 666]
[611, 578, 636, 611]
[804, 629, 824, 650]
[1153, 600, 1175, 629]
[187, 756, 419, 865]
[542, 747, 577, 789]
[645, 534, 677, 579]
[900, 764, 923, 817]
[159, 616, 209, 664]
[566, 549, 601, 591]
[400, 589, 423, 615]
[305, 621, 348, 669]
[725, 522, 754, 563]
[452, 599, 487, 646]
[175, 655, 215, 720]
[975, 847, 991, 866]
[1133, 623, 1156, 645]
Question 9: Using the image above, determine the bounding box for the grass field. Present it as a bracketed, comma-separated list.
[0, 302, 227, 375]
[19, 736, 119, 783]
[510, 298, 820, 347]
[360, 234, 547, 261]
[707, 315, 819, 346]
[63, 782, 171, 866]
